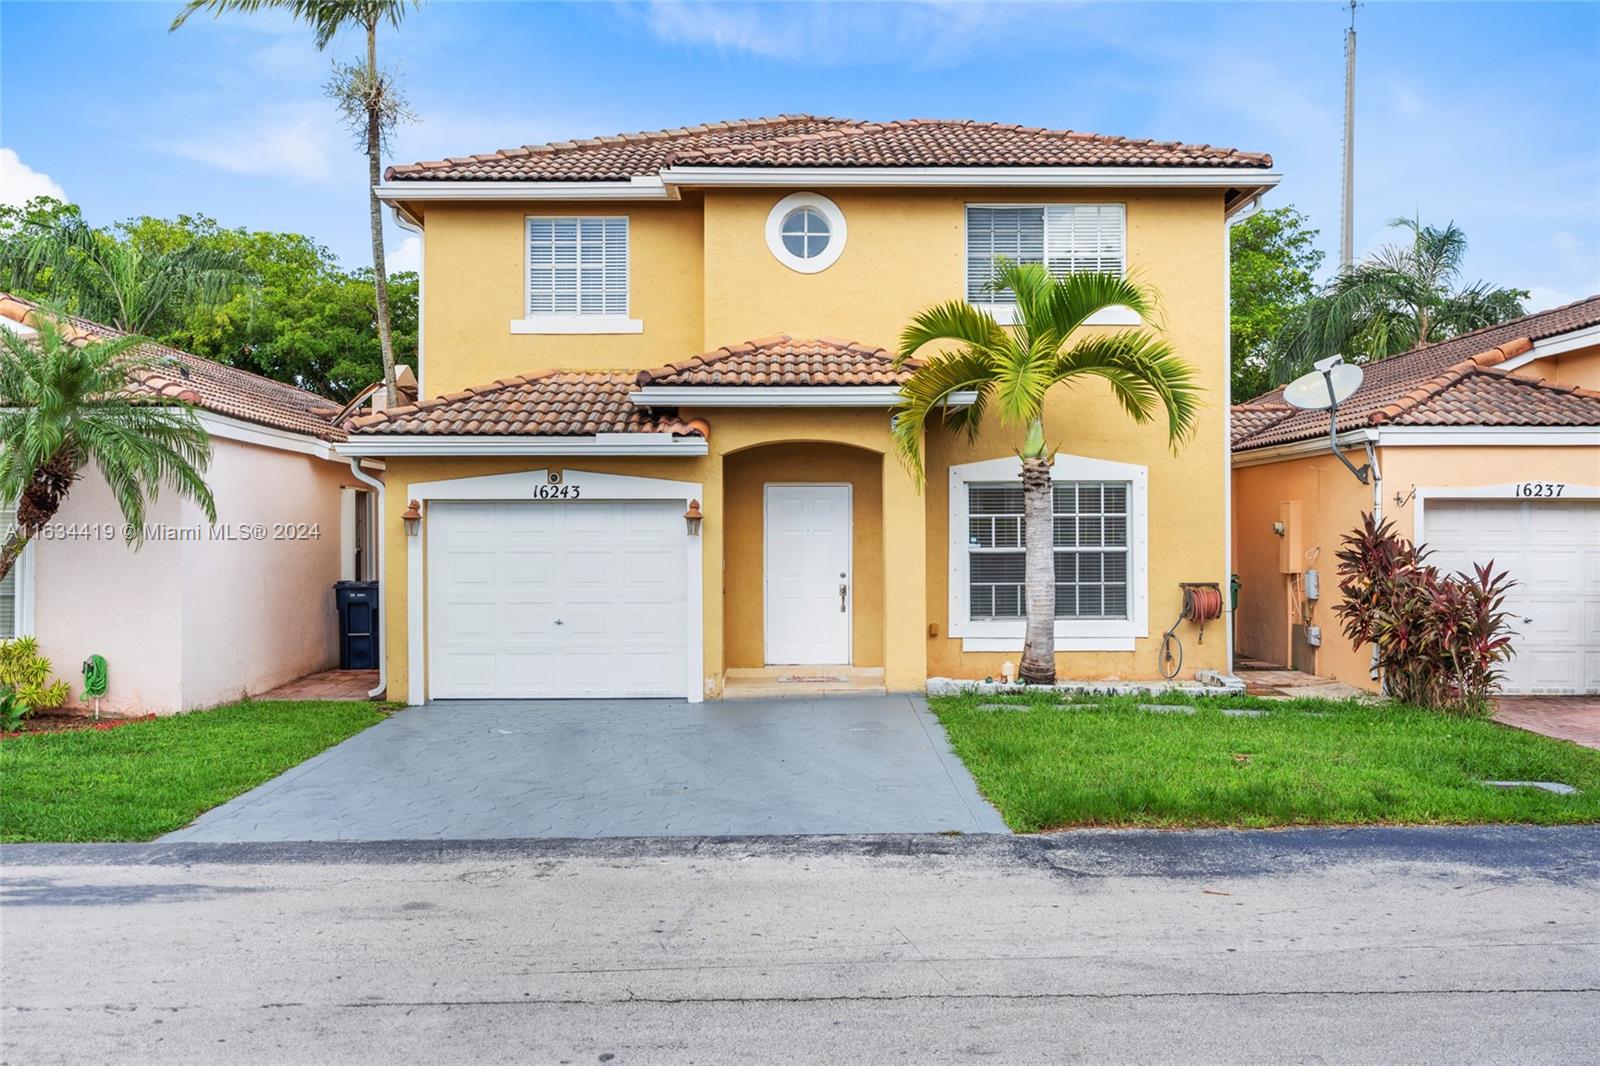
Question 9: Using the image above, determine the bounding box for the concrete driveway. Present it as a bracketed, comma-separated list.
[163, 696, 1007, 841]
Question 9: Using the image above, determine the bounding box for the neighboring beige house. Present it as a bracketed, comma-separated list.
[1232, 297, 1600, 695]
[0, 295, 378, 715]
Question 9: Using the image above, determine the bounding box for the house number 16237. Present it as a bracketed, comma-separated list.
[532, 484, 582, 500]
[1515, 482, 1565, 498]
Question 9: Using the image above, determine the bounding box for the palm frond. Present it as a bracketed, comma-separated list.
[896, 300, 1007, 364]
[890, 350, 996, 484]
[1055, 331, 1201, 447]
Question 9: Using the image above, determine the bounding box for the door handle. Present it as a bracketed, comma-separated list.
[839, 583, 848, 613]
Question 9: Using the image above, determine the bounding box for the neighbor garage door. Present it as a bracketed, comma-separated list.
[1425, 498, 1600, 694]
[427, 500, 688, 699]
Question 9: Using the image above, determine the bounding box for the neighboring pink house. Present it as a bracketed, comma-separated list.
[0, 295, 381, 715]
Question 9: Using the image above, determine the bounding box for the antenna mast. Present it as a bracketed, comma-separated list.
[1340, 1, 1358, 269]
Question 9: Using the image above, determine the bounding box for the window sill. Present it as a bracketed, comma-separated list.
[976, 303, 1140, 327]
[958, 635, 1137, 653]
[950, 619, 1142, 654]
[510, 316, 643, 335]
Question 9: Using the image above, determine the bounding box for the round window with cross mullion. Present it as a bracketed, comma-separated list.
[765, 193, 847, 273]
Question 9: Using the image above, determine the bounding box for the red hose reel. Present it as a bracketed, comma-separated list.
[1159, 582, 1225, 679]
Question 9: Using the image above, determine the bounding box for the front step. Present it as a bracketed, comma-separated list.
[722, 666, 887, 700]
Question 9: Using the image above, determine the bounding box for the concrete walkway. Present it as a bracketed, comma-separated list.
[164, 696, 1007, 841]
[1495, 696, 1600, 749]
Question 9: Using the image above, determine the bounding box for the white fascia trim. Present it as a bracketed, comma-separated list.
[660, 165, 1283, 189]
[336, 435, 708, 457]
[948, 454, 1150, 646]
[1500, 323, 1600, 371]
[198, 412, 339, 461]
[981, 303, 1141, 327]
[628, 386, 977, 408]
[1230, 428, 1378, 467]
[376, 177, 675, 201]
[510, 315, 643, 335]
[1375, 426, 1600, 447]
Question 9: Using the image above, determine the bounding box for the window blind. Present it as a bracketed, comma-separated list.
[966, 481, 1130, 621]
[0, 504, 15, 637]
[527, 217, 629, 316]
[966, 205, 1125, 303]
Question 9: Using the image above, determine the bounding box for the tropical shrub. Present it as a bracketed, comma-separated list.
[0, 684, 29, 731]
[1333, 514, 1516, 715]
[0, 637, 71, 710]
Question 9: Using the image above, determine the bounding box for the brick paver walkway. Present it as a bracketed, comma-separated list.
[258, 670, 379, 701]
[1493, 697, 1600, 749]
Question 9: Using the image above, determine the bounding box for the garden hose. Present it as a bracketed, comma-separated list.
[1159, 584, 1226, 680]
[82, 654, 108, 704]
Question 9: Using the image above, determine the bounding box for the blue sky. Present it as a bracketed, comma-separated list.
[3, 1, 1597, 308]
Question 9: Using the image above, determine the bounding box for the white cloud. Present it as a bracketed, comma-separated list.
[159, 102, 343, 183]
[0, 149, 68, 207]
[386, 233, 421, 275]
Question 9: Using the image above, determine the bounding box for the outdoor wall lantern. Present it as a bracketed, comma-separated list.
[402, 498, 422, 537]
[683, 498, 704, 537]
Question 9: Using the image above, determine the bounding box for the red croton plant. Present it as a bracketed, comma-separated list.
[1333, 513, 1517, 716]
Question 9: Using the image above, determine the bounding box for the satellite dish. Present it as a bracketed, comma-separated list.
[1283, 358, 1363, 410]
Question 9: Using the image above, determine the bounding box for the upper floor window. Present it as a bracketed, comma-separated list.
[0, 503, 19, 638]
[765, 192, 848, 274]
[965, 204, 1131, 323]
[514, 217, 641, 335]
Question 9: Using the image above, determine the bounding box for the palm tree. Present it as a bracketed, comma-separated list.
[172, 0, 419, 405]
[893, 264, 1200, 685]
[1273, 217, 1526, 382]
[0, 310, 216, 582]
[19, 216, 251, 336]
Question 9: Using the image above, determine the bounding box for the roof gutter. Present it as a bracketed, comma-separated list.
[657, 165, 1283, 190]
[336, 434, 709, 458]
[627, 386, 977, 408]
[376, 177, 676, 202]
[1231, 427, 1378, 468]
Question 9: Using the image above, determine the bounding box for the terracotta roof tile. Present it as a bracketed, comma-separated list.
[386, 115, 1272, 182]
[346, 370, 708, 438]
[1233, 295, 1600, 450]
[636, 336, 911, 388]
[0, 293, 346, 441]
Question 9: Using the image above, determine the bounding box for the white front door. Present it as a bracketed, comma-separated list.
[764, 484, 852, 665]
[427, 500, 688, 699]
[1424, 498, 1600, 695]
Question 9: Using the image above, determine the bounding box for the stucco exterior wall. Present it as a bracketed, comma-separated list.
[29, 437, 350, 714]
[176, 440, 349, 710]
[1516, 342, 1599, 388]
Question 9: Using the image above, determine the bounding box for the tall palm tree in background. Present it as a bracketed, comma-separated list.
[1273, 216, 1527, 383]
[172, 0, 419, 405]
[893, 264, 1199, 685]
[0, 310, 215, 583]
[18, 216, 251, 336]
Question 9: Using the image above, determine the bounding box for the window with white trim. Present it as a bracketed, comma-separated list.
[967, 482, 1130, 621]
[0, 503, 17, 637]
[966, 204, 1126, 305]
[526, 217, 629, 317]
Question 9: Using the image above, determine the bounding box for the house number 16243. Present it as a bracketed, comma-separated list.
[532, 484, 582, 500]
[1515, 482, 1565, 498]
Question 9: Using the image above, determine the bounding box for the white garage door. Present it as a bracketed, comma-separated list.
[427, 500, 688, 699]
[1425, 498, 1600, 694]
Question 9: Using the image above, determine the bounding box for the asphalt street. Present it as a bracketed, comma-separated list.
[3, 827, 1598, 1064]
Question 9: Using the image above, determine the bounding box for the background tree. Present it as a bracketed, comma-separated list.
[12, 211, 251, 337]
[0, 311, 216, 583]
[1273, 217, 1527, 382]
[1, 202, 417, 401]
[893, 264, 1199, 685]
[172, 0, 420, 405]
[1230, 206, 1323, 402]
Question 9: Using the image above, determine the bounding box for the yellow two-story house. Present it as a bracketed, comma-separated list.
[341, 115, 1278, 703]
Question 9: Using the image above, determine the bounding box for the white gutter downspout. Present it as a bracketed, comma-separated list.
[347, 456, 387, 699]
[1222, 194, 1264, 677]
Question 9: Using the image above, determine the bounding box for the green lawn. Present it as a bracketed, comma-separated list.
[932, 692, 1600, 831]
[1, 700, 388, 843]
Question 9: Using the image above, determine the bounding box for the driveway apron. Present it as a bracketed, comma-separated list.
[163, 696, 1008, 841]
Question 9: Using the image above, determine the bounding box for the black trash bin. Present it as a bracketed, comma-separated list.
[334, 580, 380, 670]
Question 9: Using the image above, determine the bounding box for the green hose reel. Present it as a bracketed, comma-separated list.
[82, 654, 108, 702]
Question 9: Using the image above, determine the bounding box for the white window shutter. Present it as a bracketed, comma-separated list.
[526, 216, 629, 317]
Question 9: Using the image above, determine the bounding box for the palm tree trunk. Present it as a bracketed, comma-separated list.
[0, 449, 79, 583]
[365, 20, 398, 407]
[1018, 441, 1057, 685]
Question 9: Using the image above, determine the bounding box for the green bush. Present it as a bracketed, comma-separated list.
[0, 685, 28, 731]
[0, 637, 71, 710]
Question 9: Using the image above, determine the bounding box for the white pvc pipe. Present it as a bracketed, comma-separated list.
[347, 456, 386, 700]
